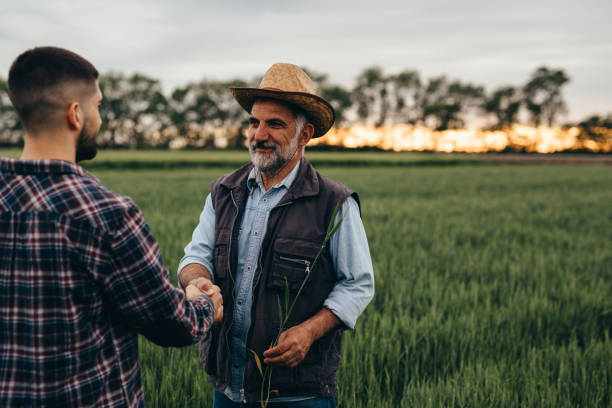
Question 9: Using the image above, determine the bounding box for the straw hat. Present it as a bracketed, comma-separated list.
[230, 63, 335, 138]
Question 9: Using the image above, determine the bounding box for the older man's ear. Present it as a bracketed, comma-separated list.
[299, 123, 315, 147]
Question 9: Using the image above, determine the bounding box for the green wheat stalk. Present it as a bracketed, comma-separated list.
[249, 201, 345, 407]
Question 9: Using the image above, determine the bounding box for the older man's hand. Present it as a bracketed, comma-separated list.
[186, 279, 223, 325]
[263, 324, 315, 368]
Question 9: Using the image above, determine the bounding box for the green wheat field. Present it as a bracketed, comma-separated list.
[3, 149, 611, 407]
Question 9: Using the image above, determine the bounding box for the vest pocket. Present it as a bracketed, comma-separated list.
[267, 237, 321, 293]
[213, 229, 231, 282]
[213, 246, 229, 281]
[268, 259, 310, 292]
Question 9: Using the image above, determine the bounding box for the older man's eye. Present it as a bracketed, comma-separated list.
[248, 118, 259, 127]
[269, 120, 285, 128]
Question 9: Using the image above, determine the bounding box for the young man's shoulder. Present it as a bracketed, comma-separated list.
[63, 173, 141, 232]
[1, 168, 141, 235]
[0, 159, 138, 221]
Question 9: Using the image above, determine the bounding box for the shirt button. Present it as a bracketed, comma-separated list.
[237, 300, 243, 305]
[247, 266, 251, 271]
[254, 231, 258, 236]
[234, 363, 239, 368]
[263, 198, 267, 202]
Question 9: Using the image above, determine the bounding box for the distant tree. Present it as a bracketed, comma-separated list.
[577, 113, 612, 129]
[302, 68, 352, 126]
[483, 86, 522, 129]
[523, 66, 570, 127]
[0, 77, 22, 146]
[215, 79, 250, 148]
[1, 64, 601, 150]
[421, 76, 456, 130]
[575, 113, 612, 144]
[352, 66, 392, 126]
[351, 67, 424, 127]
[321, 86, 352, 126]
[98, 73, 170, 148]
[390, 70, 422, 125]
[169, 85, 191, 135]
[301, 68, 327, 90]
[169, 78, 248, 148]
[421, 76, 484, 130]
[192, 80, 245, 126]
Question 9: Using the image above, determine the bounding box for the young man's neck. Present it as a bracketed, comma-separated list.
[20, 132, 76, 163]
[260, 154, 301, 191]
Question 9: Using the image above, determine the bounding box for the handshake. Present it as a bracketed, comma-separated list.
[185, 277, 224, 325]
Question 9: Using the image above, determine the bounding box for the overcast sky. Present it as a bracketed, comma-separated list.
[2, 0, 610, 121]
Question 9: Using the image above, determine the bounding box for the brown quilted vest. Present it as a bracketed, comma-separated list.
[199, 158, 359, 402]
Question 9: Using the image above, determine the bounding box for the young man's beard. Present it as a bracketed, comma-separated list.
[249, 135, 299, 174]
[75, 118, 98, 163]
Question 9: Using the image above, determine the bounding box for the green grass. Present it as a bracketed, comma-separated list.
[0, 148, 484, 169]
[30, 151, 612, 407]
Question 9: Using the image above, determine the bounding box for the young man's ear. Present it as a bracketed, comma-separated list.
[66, 102, 81, 130]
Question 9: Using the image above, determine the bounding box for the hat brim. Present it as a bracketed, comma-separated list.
[230, 87, 335, 138]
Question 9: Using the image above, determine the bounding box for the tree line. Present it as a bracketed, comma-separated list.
[0, 66, 610, 148]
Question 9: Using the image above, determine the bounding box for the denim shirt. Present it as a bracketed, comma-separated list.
[179, 161, 374, 402]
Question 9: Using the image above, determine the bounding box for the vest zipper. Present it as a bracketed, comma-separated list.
[246, 199, 295, 397]
[278, 255, 311, 270]
[224, 190, 239, 370]
[228, 190, 238, 287]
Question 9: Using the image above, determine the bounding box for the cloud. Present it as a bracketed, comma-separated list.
[1, 0, 610, 120]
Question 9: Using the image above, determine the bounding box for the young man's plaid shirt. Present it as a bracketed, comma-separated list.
[0, 158, 214, 407]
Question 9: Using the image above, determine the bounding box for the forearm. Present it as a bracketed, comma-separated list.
[326, 196, 375, 329]
[301, 307, 341, 342]
[179, 263, 213, 289]
[139, 294, 214, 347]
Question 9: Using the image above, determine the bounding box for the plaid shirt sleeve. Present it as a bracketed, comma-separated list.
[101, 203, 214, 346]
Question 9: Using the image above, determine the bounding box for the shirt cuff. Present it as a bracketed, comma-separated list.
[323, 298, 356, 330]
[190, 294, 215, 334]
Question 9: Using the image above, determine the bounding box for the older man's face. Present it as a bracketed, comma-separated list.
[248, 99, 301, 173]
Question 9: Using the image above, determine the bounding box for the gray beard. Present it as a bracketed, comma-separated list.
[249, 136, 299, 174]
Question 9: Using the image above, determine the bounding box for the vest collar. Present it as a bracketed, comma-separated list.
[247, 159, 301, 193]
[219, 157, 320, 201]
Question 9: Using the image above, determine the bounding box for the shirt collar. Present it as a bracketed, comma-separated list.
[0, 157, 99, 182]
[247, 160, 302, 193]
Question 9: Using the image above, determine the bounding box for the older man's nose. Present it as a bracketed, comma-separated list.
[254, 124, 269, 141]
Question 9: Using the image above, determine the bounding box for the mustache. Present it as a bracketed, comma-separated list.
[251, 141, 278, 150]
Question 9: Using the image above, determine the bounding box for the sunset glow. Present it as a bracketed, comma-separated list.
[309, 125, 612, 153]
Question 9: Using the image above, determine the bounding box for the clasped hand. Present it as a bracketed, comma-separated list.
[185, 277, 223, 325]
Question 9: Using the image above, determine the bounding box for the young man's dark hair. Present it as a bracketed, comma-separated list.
[8, 46, 99, 132]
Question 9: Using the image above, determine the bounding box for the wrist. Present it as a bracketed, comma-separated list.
[299, 321, 317, 344]
[179, 263, 213, 289]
